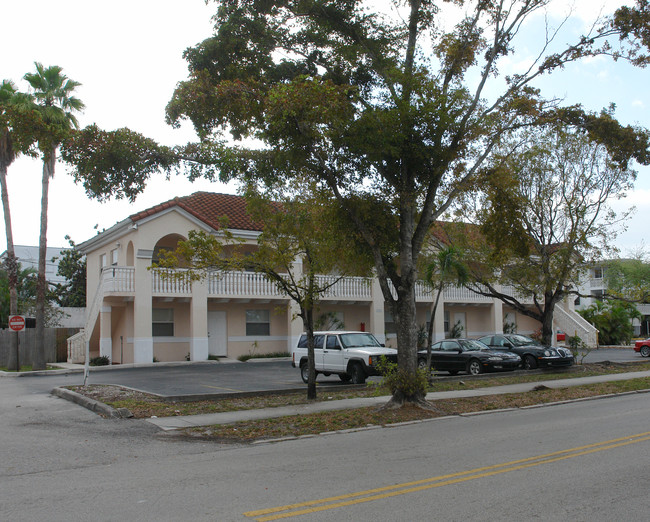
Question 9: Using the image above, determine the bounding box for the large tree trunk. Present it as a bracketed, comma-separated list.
[33, 149, 55, 370]
[0, 162, 19, 370]
[539, 291, 558, 346]
[302, 307, 317, 400]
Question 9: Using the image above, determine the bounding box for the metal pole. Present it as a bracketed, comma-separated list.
[83, 340, 90, 386]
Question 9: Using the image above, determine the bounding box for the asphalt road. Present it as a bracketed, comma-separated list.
[2, 368, 650, 521]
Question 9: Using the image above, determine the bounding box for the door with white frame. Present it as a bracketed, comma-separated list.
[452, 312, 466, 338]
[208, 310, 227, 357]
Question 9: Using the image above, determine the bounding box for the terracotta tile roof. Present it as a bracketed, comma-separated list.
[129, 192, 262, 231]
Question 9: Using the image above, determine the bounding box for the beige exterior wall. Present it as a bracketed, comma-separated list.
[505, 307, 541, 336]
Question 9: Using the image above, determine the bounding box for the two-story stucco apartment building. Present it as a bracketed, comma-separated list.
[67, 192, 596, 364]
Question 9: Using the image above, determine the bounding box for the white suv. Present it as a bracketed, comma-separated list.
[291, 331, 398, 384]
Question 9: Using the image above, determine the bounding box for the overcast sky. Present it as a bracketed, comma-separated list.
[2, 0, 648, 255]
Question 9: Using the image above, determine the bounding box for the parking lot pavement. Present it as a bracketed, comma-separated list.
[1, 348, 644, 399]
[1, 359, 366, 398]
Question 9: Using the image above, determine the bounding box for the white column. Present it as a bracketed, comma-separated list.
[99, 305, 112, 362]
[490, 298, 504, 335]
[190, 278, 209, 360]
[133, 249, 153, 363]
[432, 300, 446, 343]
[287, 300, 303, 353]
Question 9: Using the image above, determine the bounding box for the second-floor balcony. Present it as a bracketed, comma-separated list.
[99, 267, 373, 302]
[98, 266, 533, 305]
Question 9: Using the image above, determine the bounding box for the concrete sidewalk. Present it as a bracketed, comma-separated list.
[145, 370, 650, 431]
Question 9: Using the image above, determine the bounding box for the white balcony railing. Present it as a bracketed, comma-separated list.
[93, 266, 541, 305]
[102, 266, 135, 293]
[315, 275, 372, 299]
[208, 270, 285, 298]
[152, 269, 192, 295]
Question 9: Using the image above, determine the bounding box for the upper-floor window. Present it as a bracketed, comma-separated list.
[111, 248, 118, 266]
[152, 308, 174, 337]
[593, 267, 603, 279]
[246, 310, 270, 336]
[99, 253, 107, 274]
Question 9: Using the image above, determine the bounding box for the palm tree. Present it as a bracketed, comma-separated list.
[423, 246, 468, 371]
[0, 80, 37, 370]
[24, 63, 84, 369]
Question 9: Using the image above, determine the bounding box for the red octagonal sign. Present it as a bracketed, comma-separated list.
[8, 315, 26, 332]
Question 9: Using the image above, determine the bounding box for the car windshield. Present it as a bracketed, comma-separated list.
[458, 339, 486, 351]
[339, 333, 381, 348]
[508, 334, 537, 346]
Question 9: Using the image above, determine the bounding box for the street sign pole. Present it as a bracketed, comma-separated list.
[8, 315, 26, 371]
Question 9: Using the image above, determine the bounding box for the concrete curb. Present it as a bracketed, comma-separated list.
[51, 387, 133, 418]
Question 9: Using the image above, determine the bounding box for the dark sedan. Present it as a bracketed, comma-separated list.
[418, 338, 522, 376]
[477, 334, 574, 370]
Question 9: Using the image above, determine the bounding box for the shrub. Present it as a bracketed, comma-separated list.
[238, 351, 290, 362]
[376, 356, 428, 401]
[567, 334, 592, 364]
[89, 355, 110, 366]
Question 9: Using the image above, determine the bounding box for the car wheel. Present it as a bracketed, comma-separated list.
[349, 363, 366, 385]
[339, 374, 352, 383]
[417, 358, 429, 371]
[524, 355, 538, 370]
[641, 346, 650, 357]
[300, 363, 310, 384]
[467, 359, 482, 376]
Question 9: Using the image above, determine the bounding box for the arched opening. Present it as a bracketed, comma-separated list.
[152, 234, 188, 266]
[126, 241, 135, 265]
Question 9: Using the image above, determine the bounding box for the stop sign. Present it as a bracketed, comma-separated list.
[8, 315, 25, 332]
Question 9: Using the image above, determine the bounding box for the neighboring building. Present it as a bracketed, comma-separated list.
[0, 245, 67, 286]
[0, 245, 85, 329]
[576, 263, 650, 337]
[68, 192, 596, 364]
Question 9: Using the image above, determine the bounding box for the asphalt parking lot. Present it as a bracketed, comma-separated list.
[3, 347, 643, 398]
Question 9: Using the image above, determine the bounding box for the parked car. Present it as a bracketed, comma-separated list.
[477, 334, 574, 370]
[291, 331, 397, 384]
[417, 338, 521, 376]
[634, 338, 650, 357]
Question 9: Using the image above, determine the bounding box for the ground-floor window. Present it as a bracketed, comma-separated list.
[152, 308, 174, 336]
[246, 309, 270, 336]
[384, 310, 396, 335]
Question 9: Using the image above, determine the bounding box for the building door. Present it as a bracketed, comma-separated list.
[208, 311, 227, 356]
[453, 312, 466, 337]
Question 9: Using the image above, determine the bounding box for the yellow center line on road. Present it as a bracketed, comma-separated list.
[244, 431, 650, 521]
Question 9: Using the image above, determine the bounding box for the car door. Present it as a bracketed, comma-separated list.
[323, 334, 344, 372]
[442, 340, 465, 371]
[429, 342, 448, 370]
[312, 335, 325, 369]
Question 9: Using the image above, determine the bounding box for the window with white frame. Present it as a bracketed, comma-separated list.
[246, 309, 270, 336]
[594, 267, 603, 279]
[111, 248, 118, 266]
[99, 253, 107, 274]
[152, 308, 174, 337]
[444, 311, 450, 333]
[384, 310, 396, 335]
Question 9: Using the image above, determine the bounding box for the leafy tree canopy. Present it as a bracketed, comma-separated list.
[51, 236, 86, 308]
[451, 126, 636, 345]
[604, 254, 650, 303]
